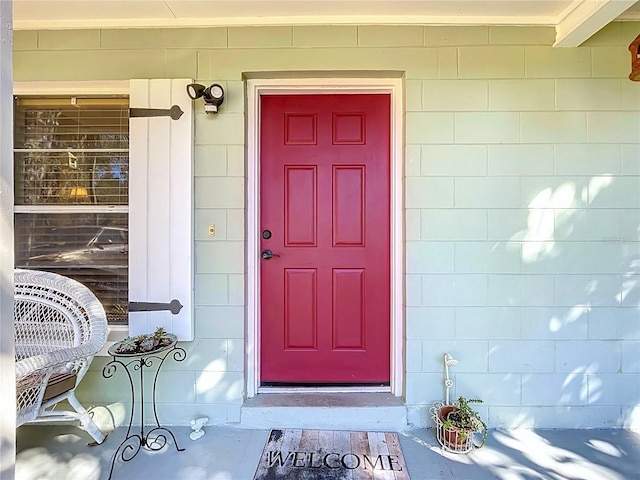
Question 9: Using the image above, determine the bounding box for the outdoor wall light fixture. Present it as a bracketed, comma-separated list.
[186, 83, 225, 114]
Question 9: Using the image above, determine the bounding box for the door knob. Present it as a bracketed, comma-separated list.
[261, 249, 280, 260]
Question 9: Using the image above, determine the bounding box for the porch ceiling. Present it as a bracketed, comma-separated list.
[12, 0, 640, 47]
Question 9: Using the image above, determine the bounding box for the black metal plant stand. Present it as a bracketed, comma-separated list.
[102, 340, 186, 480]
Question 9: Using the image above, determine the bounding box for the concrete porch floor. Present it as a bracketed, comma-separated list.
[16, 424, 640, 480]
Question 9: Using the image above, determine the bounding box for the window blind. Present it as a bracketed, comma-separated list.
[14, 96, 129, 206]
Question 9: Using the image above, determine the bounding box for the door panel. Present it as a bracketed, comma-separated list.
[260, 94, 390, 384]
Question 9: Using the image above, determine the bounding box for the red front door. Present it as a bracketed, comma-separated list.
[260, 94, 390, 384]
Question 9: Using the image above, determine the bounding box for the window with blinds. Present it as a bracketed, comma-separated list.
[14, 96, 130, 324]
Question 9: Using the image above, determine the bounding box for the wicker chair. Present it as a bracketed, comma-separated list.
[15, 268, 108, 445]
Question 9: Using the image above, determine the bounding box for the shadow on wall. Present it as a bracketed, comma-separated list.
[444, 173, 639, 429]
[516, 176, 639, 427]
[74, 338, 245, 428]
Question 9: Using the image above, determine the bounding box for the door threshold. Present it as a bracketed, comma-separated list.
[241, 391, 408, 429]
[258, 385, 392, 394]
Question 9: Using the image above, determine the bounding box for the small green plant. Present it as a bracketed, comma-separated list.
[442, 396, 488, 448]
[114, 327, 174, 354]
[154, 327, 168, 339]
[116, 336, 140, 354]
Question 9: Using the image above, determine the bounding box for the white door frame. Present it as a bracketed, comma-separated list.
[246, 77, 404, 397]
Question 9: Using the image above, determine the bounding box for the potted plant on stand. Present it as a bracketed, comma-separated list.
[437, 396, 487, 452]
[429, 353, 488, 453]
[109, 327, 177, 356]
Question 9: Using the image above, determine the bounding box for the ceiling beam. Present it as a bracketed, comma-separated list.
[554, 0, 638, 47]
[14, 14, 557, 31]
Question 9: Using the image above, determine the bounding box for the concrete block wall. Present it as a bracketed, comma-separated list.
[403, 23, 640, 429]
[13, 22, 640, 429]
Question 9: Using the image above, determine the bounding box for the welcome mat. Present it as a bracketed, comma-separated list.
[253, 428, 410, 479]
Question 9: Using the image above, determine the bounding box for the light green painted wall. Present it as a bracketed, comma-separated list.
[13, 22, 640, 429]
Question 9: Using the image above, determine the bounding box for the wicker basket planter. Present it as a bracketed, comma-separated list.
[430, 398, 487, 454]
[436, 405, 475, 452]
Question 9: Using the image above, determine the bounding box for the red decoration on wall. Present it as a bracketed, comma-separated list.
[630, 34, 640, 82]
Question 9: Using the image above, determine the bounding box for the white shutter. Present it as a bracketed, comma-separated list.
[129, 79, 194, 341]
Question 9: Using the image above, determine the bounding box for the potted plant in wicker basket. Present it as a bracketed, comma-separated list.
[437, 396, 487, 452]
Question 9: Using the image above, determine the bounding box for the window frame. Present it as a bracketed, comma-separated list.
[13, 81, 132, 352]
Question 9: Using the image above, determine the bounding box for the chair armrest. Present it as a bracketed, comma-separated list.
[15, 345, 94, 382]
